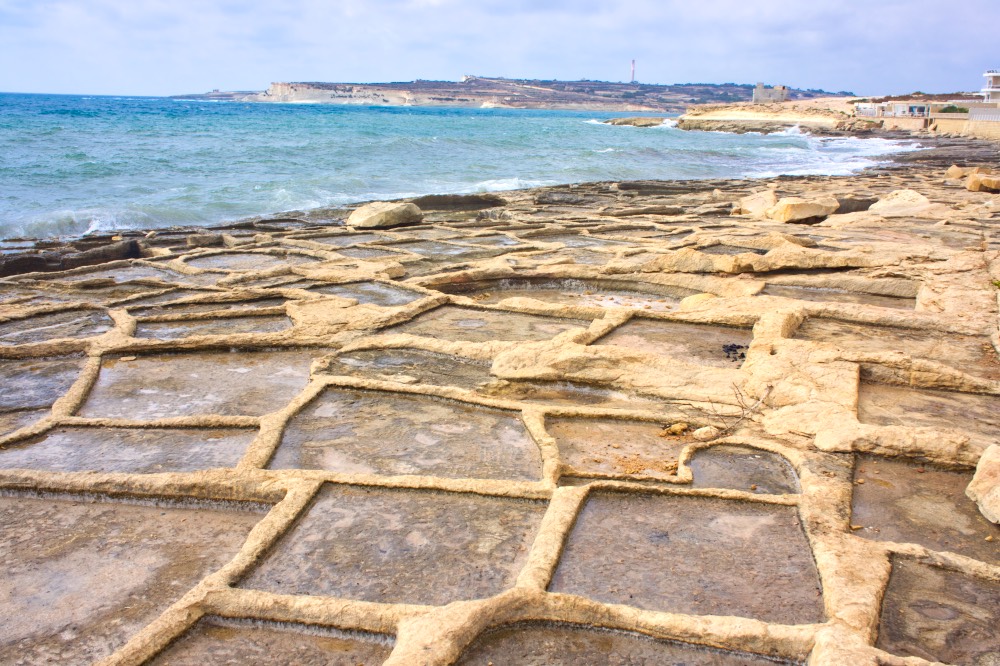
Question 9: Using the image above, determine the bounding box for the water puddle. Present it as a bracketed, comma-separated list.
[0, 310, 113, 346]
[131, 297, 285, 318]
[435, 278, 697, 312]
[308, 281, 424, 307]
[456, 622, 801, 665]
[309, 233, 387, 247]
[700, 244, 768, 256]
[877, 558, 1000, 664]
[549, 492, 824, 623]
[239, 484, 545, 605]
[858, 383, 1000, 450]
[149, 617, 393, 665]
[851, 455, 998, 563]
[689, 445, 800, 495]
[480, 380, 672, 412]
[0, 356, 85, 412]
[320, 349, 491, 389]
[545, 417, 686, 480]
[269, 389, 542, 481]
[761, 285, 914, 309]
[595, 319, 753, 367]
[79, 349, 318, 419]
[135, 315, 293, 340]
[795, 318, 1000, 380]
[0, 493, 264, 664]
[0, 427, 255, 473]
[185, 253, 315, 272]
[385, 306, 590, 343]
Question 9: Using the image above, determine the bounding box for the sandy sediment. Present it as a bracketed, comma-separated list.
[0, 137, 999, 665]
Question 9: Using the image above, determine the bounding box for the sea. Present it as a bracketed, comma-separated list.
[0, 92, 921, 240]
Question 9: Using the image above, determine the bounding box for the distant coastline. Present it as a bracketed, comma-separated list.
[171, 76, 850, 113]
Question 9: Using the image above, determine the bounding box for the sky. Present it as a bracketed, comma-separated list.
[0, 0, 996, 97]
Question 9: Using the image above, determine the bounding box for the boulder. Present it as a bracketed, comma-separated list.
[347, 202, 423, 229]
[946, 164, 993, 179]
[967, 445, 1000, 524]
[736, 190, 778, 218]
[966, 173, 1000, 193]
[765, 196, 840, 223]
[868, 189, 931, 216]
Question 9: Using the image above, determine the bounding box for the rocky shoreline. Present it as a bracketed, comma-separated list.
[1, 130, 999, 665]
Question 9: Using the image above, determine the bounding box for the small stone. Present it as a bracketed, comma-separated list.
[119, 356, 137, 362]
[986, 535, 994, 542]
[692, 426, 721, 441]
[856, 478, 865, 484]
[666, 422, 688, 435]
[850, 525, 864, 531]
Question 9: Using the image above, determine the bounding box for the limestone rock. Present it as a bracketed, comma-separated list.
[347, 202, 423, 229]
[868, 189, 930, 216]
[737, 190, 778, 218]
[692, 426, 721, 441]
[967, 444, 1000, 524]
[966, 173, 1000, 193]
[765, 196, 839, 223]
[946, 164, 993, 179]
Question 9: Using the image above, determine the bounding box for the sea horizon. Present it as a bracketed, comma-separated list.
[0, 92, 920, 241]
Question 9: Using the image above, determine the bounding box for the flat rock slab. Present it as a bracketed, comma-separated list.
[0, 427, 256, 473]
[0, 494, 265, 665]
[795, 318, 1000, 381]
[269, 389, 542, 481]
[78, 349, 319, 419]
[545, 417, 685, 480]
[321, 349, 492, 389]
[0, 356, 85, 412]
[150, 618, 393, 666]
[689, 444, 800, 495]
[858, 383, 1000, 451]
[595, 319, 753, 367]
[135, 315, 293, 340]
[761, 284, 914, 309]
[549, 492, 824, 624]
[386, 305, 590, 343]
[239, 484, 545, 605]
[0, 310, 113, 346]
[308, 281, 424, 307]
[851, 455, 999, 563]
[456, 622, 801, 665]
[877, 558, 1000, 664]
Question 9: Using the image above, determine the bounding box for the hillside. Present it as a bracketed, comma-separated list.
[173, 76, 850, 112]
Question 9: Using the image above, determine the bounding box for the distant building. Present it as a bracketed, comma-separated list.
[982, 70, 1000, 102]
[752, 83, 789, 104]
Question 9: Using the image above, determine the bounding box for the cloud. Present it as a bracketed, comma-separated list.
[0, 0, 995, 95]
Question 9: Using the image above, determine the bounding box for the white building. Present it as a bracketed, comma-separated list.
[752, 83, 789, 104]
[982, 70, 1000, 103]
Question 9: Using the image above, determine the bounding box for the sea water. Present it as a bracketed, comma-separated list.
[0, 92, 919, 240]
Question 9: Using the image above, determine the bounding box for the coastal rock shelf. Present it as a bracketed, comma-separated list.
[1, 159, 1000, 665]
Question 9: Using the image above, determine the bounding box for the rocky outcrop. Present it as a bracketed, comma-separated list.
[603, 117, 667, 127]
[967, 445, 1000, 523]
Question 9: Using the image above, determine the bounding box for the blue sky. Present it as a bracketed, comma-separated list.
[0, 0, 996, 96]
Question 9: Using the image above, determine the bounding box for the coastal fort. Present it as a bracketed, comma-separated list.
[1, 82, 1000, 665]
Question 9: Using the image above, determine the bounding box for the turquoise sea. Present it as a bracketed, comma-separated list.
[0, 93, 919, 240]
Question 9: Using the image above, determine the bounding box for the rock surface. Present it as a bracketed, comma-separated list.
[968, 445, 1000, 523]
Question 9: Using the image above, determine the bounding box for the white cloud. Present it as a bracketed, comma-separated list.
[0, 0, 995, 95]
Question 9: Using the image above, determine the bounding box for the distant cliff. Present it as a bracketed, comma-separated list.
[173, 77, 848, 112]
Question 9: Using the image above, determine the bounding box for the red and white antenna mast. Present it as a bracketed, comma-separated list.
[631, 60, 636, 83]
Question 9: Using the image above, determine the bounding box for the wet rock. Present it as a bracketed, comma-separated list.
[410, 193, 508, 210]
[603, 117, 667, 127]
